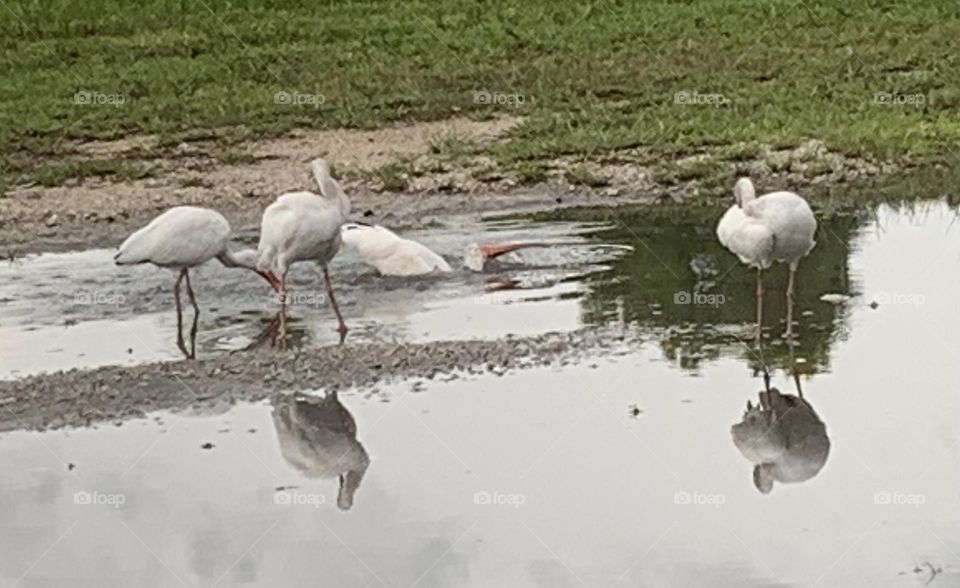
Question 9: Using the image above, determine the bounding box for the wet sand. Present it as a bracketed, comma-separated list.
[0, 326, 639, 432]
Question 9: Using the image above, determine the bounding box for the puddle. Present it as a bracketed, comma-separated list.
[3, 200, 960, 585]
[2, 346, 958, 586]
[0, 220, 617, 377]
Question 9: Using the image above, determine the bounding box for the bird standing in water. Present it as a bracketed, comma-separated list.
[256, 159, 350, 342]
[115, 206, 279, 358]
[716, 177, 816, 340]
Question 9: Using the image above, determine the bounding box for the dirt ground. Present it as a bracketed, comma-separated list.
[0, 114, 890, 257]
[2, 115, 562, 254]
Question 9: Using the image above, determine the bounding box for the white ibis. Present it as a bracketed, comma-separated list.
[340, 222, 452, 276]
[716, 177, 816, 339]
[114, 205, 278, 358]
[256, 159, 350, 341]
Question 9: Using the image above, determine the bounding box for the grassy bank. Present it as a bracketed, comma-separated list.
[3, 0, 960, 191]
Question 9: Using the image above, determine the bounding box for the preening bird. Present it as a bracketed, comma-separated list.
[114, 205, 278, 358]
[716, 177, 816, 339]
[256, 159, 350, 340]
[340, 222, 452, 276]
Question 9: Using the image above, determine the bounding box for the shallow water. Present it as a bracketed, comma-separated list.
[3, 200, 960, 586]
[0, 219, 612, 377]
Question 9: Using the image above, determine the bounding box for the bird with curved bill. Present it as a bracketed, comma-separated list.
[256, 159, 351, 344]
[114, 206, 279, 359]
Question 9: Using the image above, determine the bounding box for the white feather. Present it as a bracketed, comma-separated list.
[115, 206, 232, 268]
[340, 223, 452, 276]
[257, 159, 350, 276]
[716, 178, 816, 270]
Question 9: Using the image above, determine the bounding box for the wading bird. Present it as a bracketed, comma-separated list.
[257, 159, 350, 342]
[114, 206, 280, 358]
[716, 177, 817, 340]
[340, 222, 452, 276]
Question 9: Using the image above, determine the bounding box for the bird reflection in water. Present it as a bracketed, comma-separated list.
[271, 391, 369, 510]
[731, 374, 830, 494]
[242, 309, 317, 351]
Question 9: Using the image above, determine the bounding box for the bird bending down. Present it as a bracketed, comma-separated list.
[340, 222, 452, 276]
[115, 206, 279, 358]
[257, 159, 350, 342]
[716, 177, 816, 340]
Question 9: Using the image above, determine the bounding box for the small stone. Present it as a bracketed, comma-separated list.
[45, 214, 59, 227]
[200, 442, 214, 450]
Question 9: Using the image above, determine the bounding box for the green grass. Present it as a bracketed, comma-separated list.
[3, 0, 960, 190]
[372, 161, 411, 191]
[30, 159, 155, 187]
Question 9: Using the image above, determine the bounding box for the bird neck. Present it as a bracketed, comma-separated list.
[735, 180, 756, 207]
[311, 160, 351, 216]
[218, 248, 259, 271]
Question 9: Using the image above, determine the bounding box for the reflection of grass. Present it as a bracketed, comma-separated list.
[521, 202, 862, 374]
[4, 1, 960, 189]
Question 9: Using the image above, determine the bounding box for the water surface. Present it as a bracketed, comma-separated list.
[2, 200, 959, 587]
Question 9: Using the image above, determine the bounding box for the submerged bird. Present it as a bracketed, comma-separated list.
[272, 391, 369, 510]
[463, 242, 549, 272]
[114, 206, 279, 358]
[257, 159, 350, 341]
[716, 177, 817, 339]
[340, 222, 452, 276]
[463, 242, 634, 272]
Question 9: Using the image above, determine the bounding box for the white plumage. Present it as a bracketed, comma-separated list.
[257, 159, 351, 339]
[716, 177, 817, 338]
[717, 178, 816, 268]
[340, 222, 452, 276]
[116, 206, 231, 268]
[115, 205, 276, 358]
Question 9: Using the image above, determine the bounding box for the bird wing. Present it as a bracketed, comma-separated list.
[730, 224, 775, 268]
[258, 192, 345, 273]
[387, 239, 452, 275]
[343, 224, 451, 276]
[115, 206, 230, 267]
[744, 192, 817, 260]
[716, 205, 774, 268]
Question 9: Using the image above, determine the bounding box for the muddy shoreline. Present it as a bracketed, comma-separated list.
[2, 188, 653, 256]
[0, 326, 639, 432]
[2, 114, 900, 257]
